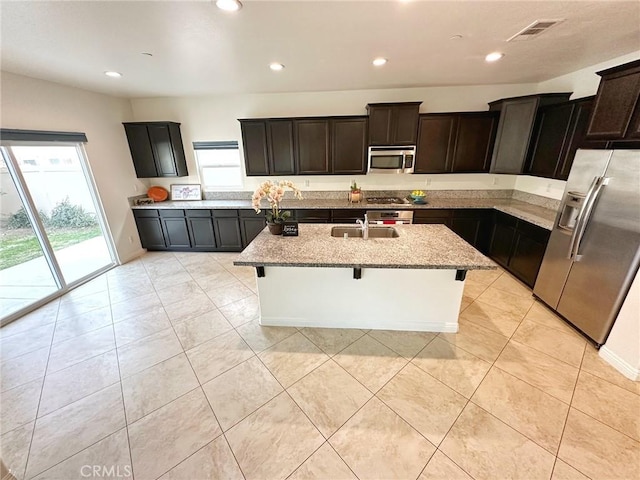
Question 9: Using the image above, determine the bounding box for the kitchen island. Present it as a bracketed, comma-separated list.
[234, 223, 496, 332]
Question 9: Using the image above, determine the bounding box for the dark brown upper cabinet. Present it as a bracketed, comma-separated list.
[367, 102, 421, 146]
[295, 119, 330, 174]
[526, 97, 595, 180]
[331, 117, 368, 174]
[123, 122, 188, 178]
[586, 59, 640, 141]
[240, 119, 295, 176]
[488, 93, 571, 174]
[414, 112, 498, 174]
[414, 115, 456, 173]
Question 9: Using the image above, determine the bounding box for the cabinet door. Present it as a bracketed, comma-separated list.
[188, 217, 217, 249]
[527, 103, 575, 178]
[557, 98, 594, 180]
[241, 121, 270, 176]
[368, 106, 393, 145]
[450, 210, 492, 252]
[148, 124, 178, 176]
[414, 115, 456, 173]
[240, 217, 266, 247]
[267, 120, 296, 175]
[488, 212, 517, 268]
[587, 69, 640, 139]
[167, 123, 189, 177]
[124, 124, 158, 178]
[213, 215, 242, 251]
[331, 118, 367, 174]
[490, 98, 539, 174]
[296, 120, 330, 174]
[509, 223, 550, 288]
[391, 104, 420, 145]
[134, 216, 166, 250]
[162, 218, 191, 248]
[451, 113, 498, 173]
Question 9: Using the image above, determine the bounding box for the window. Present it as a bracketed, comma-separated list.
[193, 141, 242, 190]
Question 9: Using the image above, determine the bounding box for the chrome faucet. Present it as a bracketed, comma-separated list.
[356, 213, 369, 240]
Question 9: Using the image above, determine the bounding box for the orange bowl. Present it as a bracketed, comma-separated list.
[147, 186, 169, 202]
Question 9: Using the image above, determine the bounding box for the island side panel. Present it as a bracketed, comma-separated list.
[256, 266, 464, 332]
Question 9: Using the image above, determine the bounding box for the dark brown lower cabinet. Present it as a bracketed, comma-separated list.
[413, 209, 452, 226]
[488, 211, 550, 287]
[133, 210, 166, 250]
[291, 209, 331, 223]
[450, 210, 492, 254]
[240, 210, 267, 246]
[331, 209, 366, 223]
[213, 211, 243, 251]
[160, 210, 191, 248]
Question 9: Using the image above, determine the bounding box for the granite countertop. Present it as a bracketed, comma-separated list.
[234, 224, 497, 270]
[132, 197, 557, 230]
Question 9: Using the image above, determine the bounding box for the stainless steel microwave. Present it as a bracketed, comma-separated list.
[368, 146, 416, 174]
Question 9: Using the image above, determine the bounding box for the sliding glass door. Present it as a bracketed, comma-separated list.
[0, 141, 116, 322]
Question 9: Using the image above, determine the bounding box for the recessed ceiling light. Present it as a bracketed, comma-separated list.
[372, 57, 388, 66]
[104, 71, 122, 78]
[485, 52, 505, 62]
[269, 63, 285, 71]
[216, 0, 242, 11]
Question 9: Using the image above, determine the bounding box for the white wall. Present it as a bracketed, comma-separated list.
[130, 83, 539, 193]
[537, 51, 640, 99]
[0, 72, 144, 262]
[601, 269, 640, 381]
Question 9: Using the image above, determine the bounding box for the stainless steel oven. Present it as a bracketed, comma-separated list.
[368, 146, 415, 174]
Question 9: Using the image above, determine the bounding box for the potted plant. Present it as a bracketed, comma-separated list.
[349, 181, 362, 203]
[252, 180, 303, 235]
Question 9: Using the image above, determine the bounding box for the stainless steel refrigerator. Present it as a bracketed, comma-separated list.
[534, 149, 640, 346]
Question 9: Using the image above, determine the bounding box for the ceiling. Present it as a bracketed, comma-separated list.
[1, 0, 639, 98]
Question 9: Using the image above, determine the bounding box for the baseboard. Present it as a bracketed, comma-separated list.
[599, 346, 640, 381]
[118, 248, 146, 265]
[260, 316, 459, 333]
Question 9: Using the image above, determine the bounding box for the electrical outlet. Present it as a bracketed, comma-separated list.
[493, 177, 499, 186]
[304, 180, 310, 187]
[425, 178, 431, 186]
[546, 183, 552, 192]
[128, 236, 133, 244]
[133, 184, 138, 193]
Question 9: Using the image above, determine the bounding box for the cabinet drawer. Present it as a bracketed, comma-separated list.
[240, 209, 265, 218]
[159, 209, 185, 218]
[185, 209, 212, 218]
[293, 209, 331, 222]
[332, 209, 366, 222]
[516, 220, 550, 244]
[133, 209, 159, 218]
[212, 209, 239, 218]
[494, 210, 518, 228]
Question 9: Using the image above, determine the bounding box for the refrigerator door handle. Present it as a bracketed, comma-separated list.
[572, 177, 609, 261]
[567, 176, 599, 259]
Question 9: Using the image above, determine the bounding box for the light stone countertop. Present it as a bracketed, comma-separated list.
[132, 198, 557, 230]
[234, 224, 497, 270]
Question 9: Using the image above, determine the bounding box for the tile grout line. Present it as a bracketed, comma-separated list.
[106, 273, 137, 480]
[20, 296, 61, 480]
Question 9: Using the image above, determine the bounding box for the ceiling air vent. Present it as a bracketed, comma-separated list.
[507, 19, 564, 42]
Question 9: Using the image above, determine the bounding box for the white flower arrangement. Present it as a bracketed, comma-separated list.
[252, 180, 303, 223]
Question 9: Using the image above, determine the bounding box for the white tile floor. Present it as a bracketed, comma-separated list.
[1, 252, 639, 480]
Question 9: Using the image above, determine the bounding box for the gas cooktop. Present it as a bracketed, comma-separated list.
[365, 196, 409, 205]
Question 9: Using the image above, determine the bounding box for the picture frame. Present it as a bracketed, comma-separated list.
[170, 184, 202, 201]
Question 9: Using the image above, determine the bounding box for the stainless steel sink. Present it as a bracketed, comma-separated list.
[331, 226, 399, 238]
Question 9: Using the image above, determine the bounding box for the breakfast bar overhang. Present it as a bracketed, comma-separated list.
[234, 224, 497, 332]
